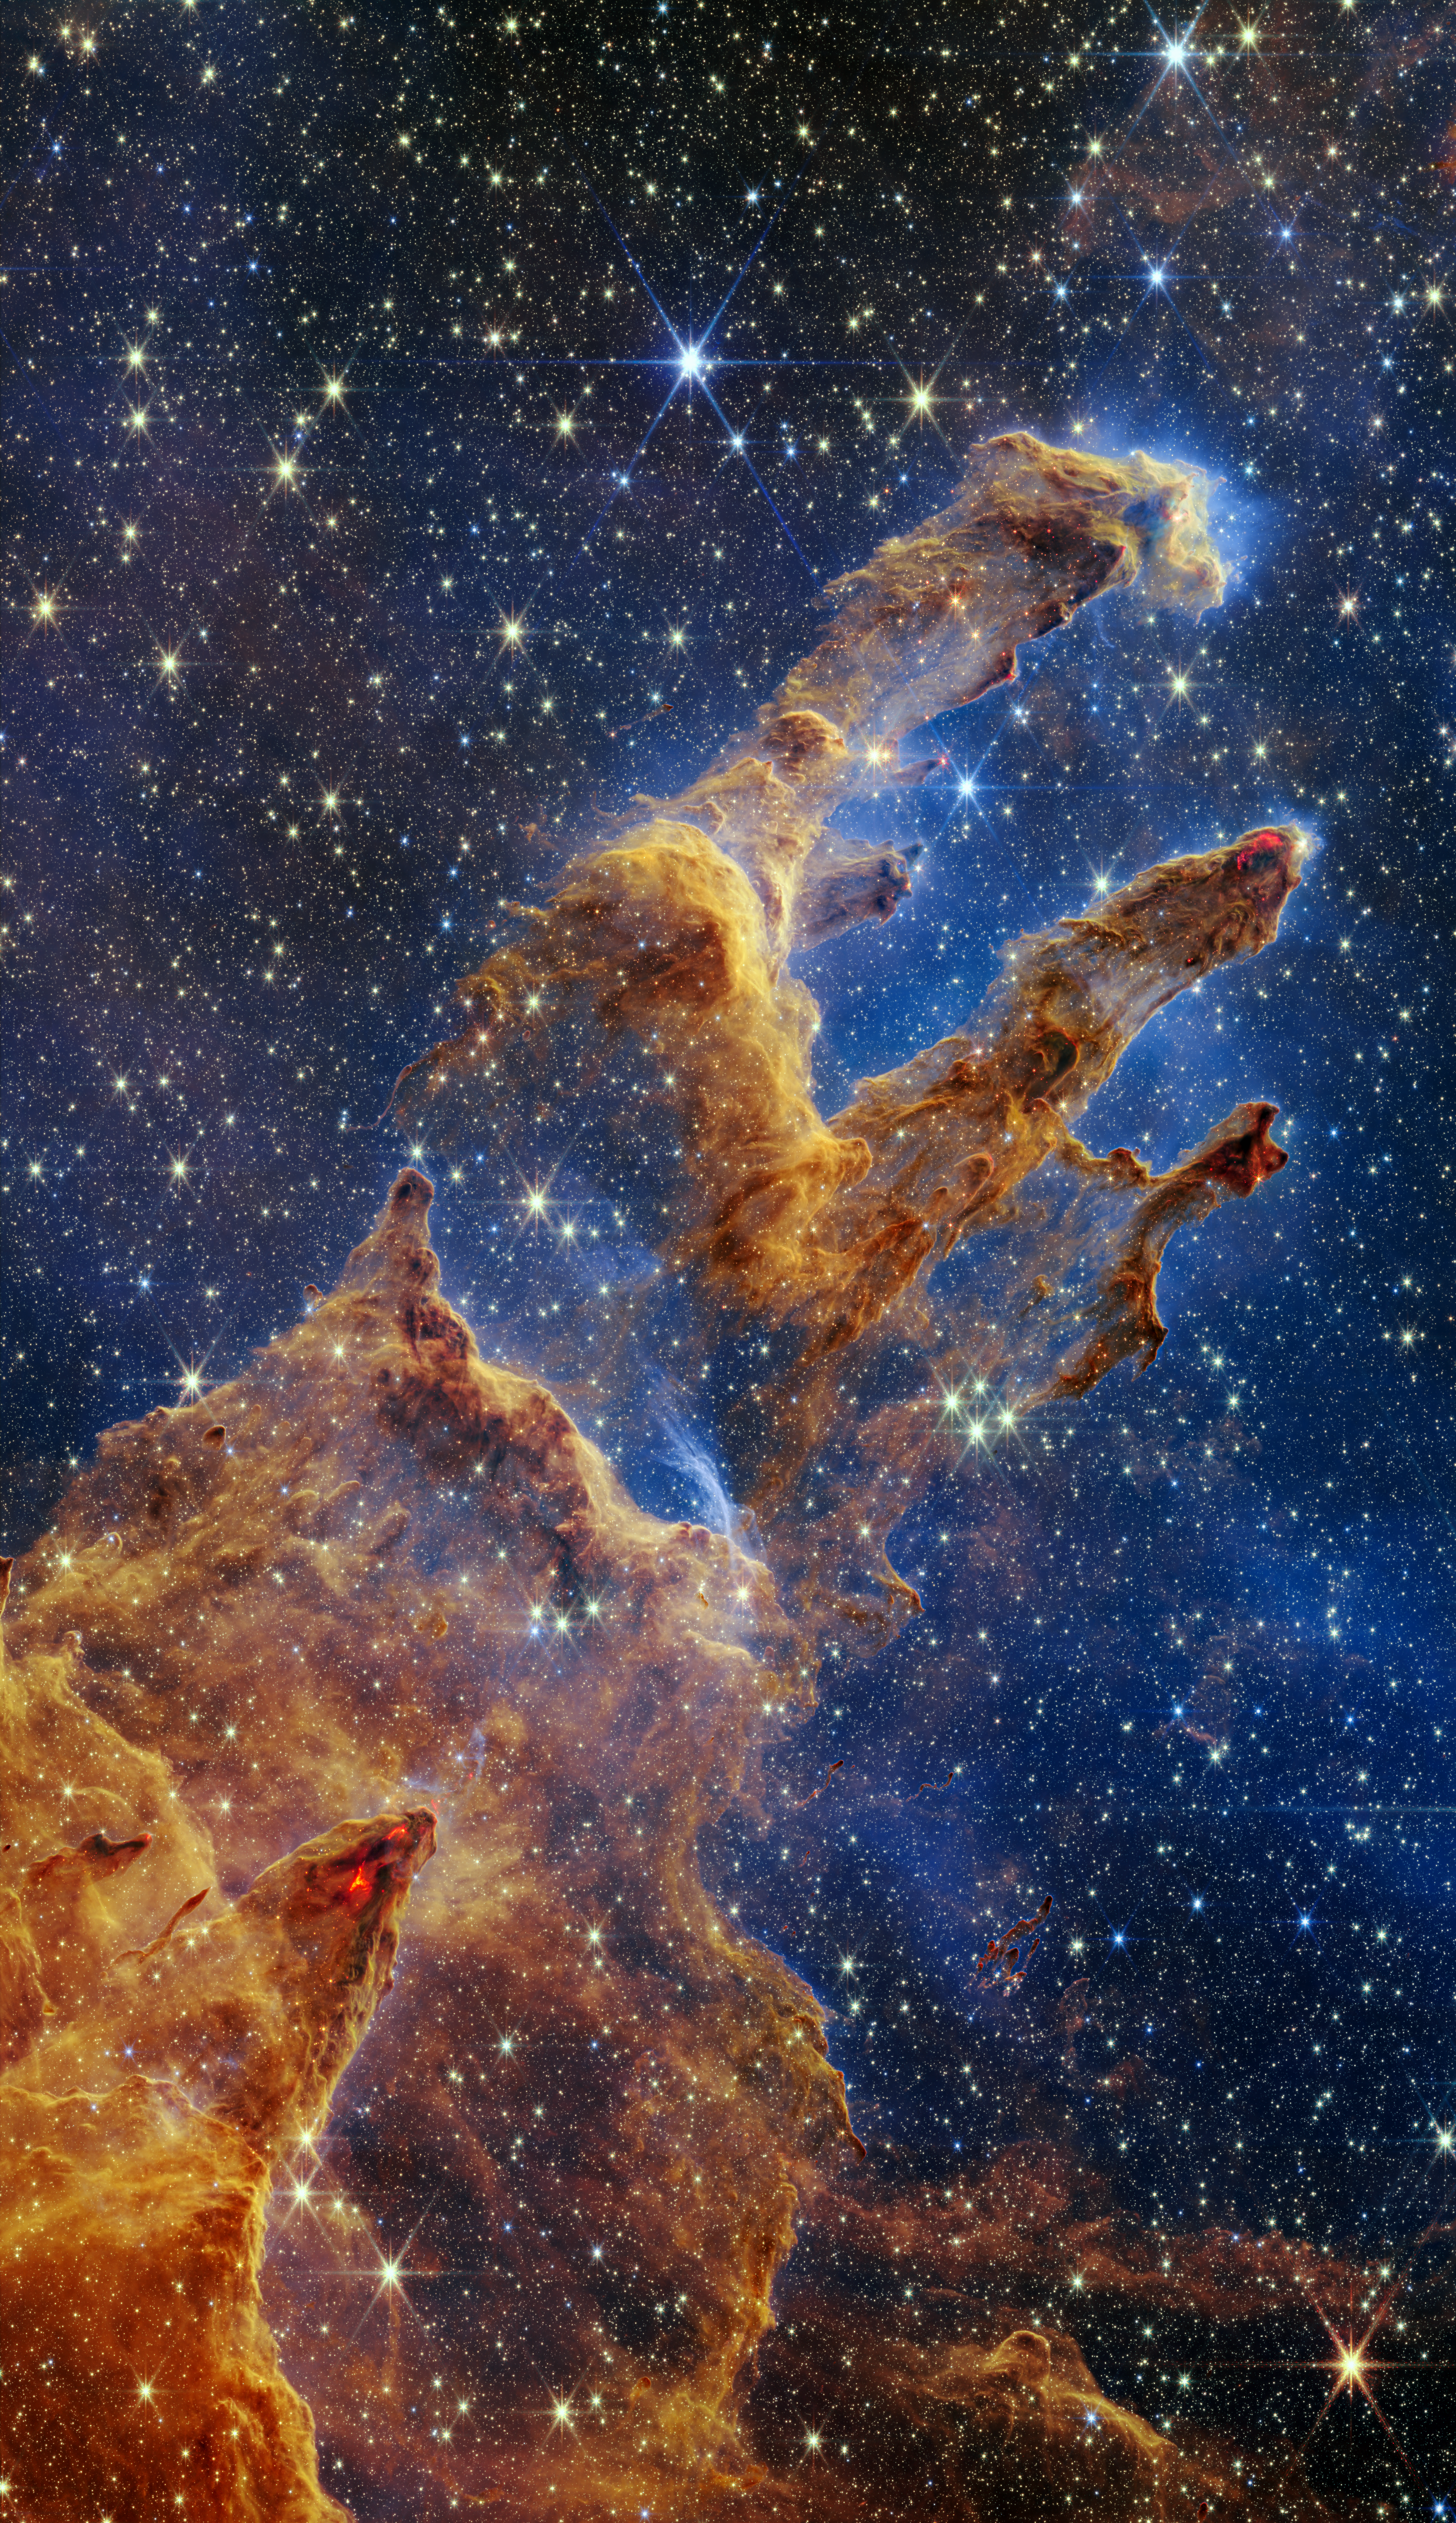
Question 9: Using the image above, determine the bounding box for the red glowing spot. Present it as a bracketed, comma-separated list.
[344, 1862, 372, 1902]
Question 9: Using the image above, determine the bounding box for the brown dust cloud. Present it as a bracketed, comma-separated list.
[2, 440, 1331, 2521]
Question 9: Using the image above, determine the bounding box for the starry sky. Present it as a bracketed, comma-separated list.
[6, 0, 1456, 2509]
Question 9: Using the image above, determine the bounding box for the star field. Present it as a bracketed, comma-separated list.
[5, 1, 1456, 2515]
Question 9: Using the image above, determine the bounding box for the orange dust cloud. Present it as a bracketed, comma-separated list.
[0, 445, 1326, 2522]
[395, 818, 1306, 1641]
[4, 1178, 863, 2512]
[0, 1641, 435, 2523]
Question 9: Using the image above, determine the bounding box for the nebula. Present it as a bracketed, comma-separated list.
[391, 441, 1300, 1658]
[394, 435, 1230, 1288]
[0, 1633, 435, 2523]
[2, 1174, 1316, 2520]
[1, 439, 1325, 2518]
[3, 1176, 863, 2511]
[395, 735, 1305, 1628]
[642, 429, 1224, 961]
